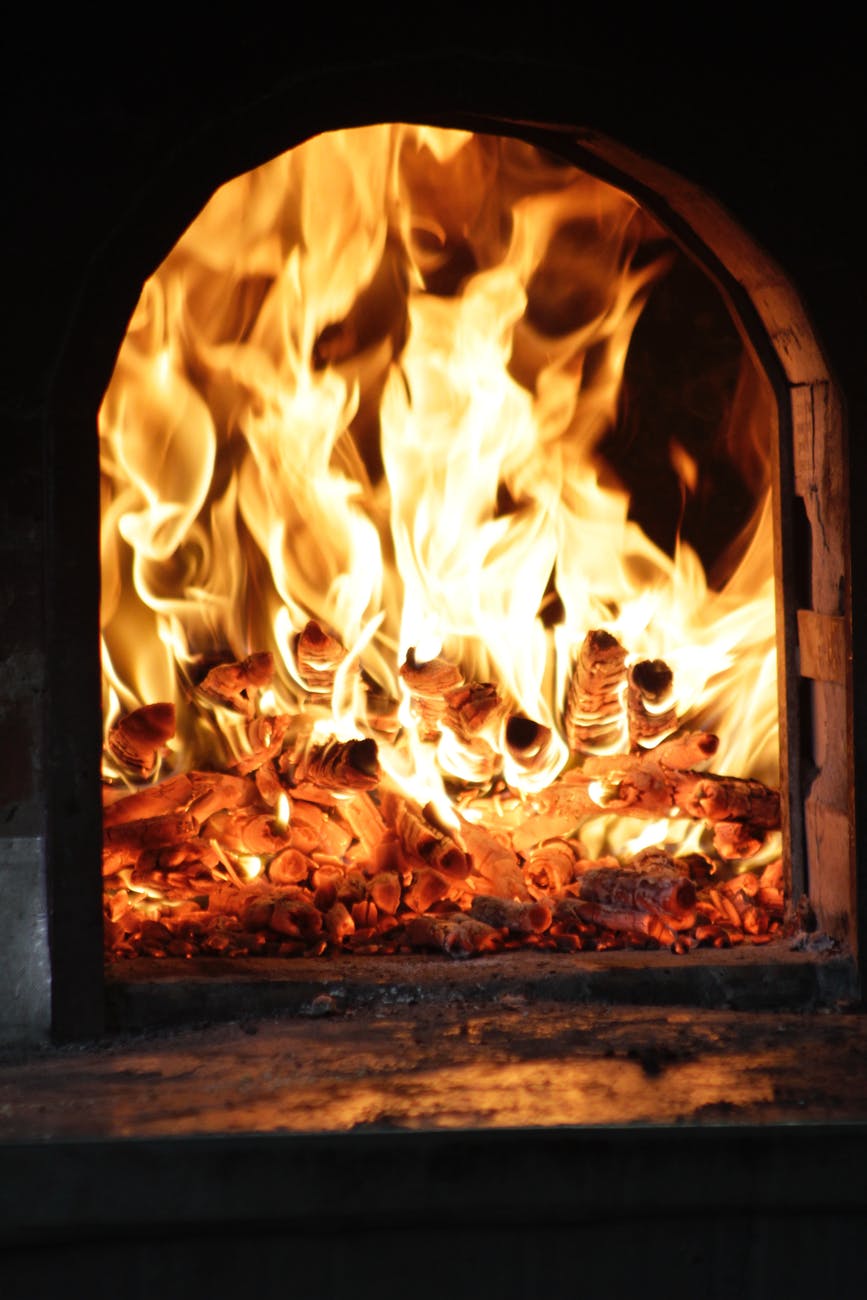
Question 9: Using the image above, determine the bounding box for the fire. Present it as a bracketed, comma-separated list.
[99, 125, 783, 962]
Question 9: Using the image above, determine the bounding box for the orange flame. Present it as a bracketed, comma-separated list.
[100, 125, 777, 839]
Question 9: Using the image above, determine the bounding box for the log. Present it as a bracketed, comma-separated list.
[539, 754, 780, 837]
[199, 652, 274, 717]
[564, 629, 627, 752]
[270, 897, 323, 940]
[268, 847, 313, 884]
[231, 714, 292, 775]
[324, 901, 356, 941]
[469, 895, 552, 934]
[712, 821, 768, 860]
[399, 648, 463, 740]
[568, 853, 696, 927]
[404, 867, 451, 913]
[339, 793, 388, 859]
[383, 794, 470, 879]
[555, 896, 677, 946]
[295, 620, 347, 694]
[104, 810, 199, 852]
[522, 839, 583, 894]
[627, 658, 677, 749]
[201, 810, 289, 856]
[504, 715, 553, 774]
[369, 871, 402, 915]
[107, 702, 176, 778]
[298, 736, 381, 792]
[459, 819, 529, 898]
[103, 774, 196, 828]
[442, 681, 505, 740]
[403, 912, 502, 957]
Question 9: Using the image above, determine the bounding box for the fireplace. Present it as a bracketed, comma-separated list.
[2, 28, 863, 1043]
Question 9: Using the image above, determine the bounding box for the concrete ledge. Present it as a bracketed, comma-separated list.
[106, 943, 858, 1029]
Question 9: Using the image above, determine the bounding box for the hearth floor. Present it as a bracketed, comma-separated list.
[2, 999, 867, 1137]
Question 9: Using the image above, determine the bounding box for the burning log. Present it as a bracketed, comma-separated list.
[522, 839, 584, 894]
[503, 714, 553, 775]
[383, 793, 470, 880]
[539, 751, 780, 850]
[712, 821, 768, 860]
[469, 895, 552, 934]
[339, 792, 388, 860]
[564, 629, 627, 752]
[458, 819, 529, 899]
[270, 897, 323, 940]
[404, 867, 452, 913]
[290, 800, 353, 857]
[369, 871, 402, 915]
[324, 901, 356, 941]
[107, 702, 176, 778]
[103, 774, 197, 827]
[442, 681, 505, 740]
[568, 851, 697, 928]
[627, 658, 677, 750]
[399, 648, 463, 740]
[298, 736, 381, 792]
[555, 897, 678, 947]
[199, 652, 274, 717]
[231, 714, 292, 776]
[202, 810, 288, 856]
[403, 912, 503, 957]
[679, 773, 780, 828]
[104, 810, 199, 853]
[268, 847, 313, 884]
[295, 620, 348, 694]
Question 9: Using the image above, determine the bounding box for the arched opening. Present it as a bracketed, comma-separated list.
[90, 122, 849, 974]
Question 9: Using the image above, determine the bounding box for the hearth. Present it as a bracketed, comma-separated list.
[2, 30, 863, 1043]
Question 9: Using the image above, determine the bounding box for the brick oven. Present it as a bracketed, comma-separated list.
[2, 20, 864, 1045]
[2, 20, 867, 1297]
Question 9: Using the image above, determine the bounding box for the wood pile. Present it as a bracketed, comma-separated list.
[103, 631, 788, 962]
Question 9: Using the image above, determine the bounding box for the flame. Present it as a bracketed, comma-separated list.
[100, 124, 778, 852]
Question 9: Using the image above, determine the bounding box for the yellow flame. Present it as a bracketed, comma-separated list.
[99, 124, 778, 856]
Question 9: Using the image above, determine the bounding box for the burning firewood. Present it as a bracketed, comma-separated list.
[268, 847, 313, 884]
[458, 819, 529, 899]
[538, 750, 780, 856]
[295, 620, 348, 694]
[403, 912, 503, 956]
[199, 652, 274, 717]
[383, 793, 470, 880]
[231, 714, 292, 776]
[104, 810, 199, 853]
[201, 809, 288, 856]
[107, 702, 176, 778]
[522, 839, 585, 894]
[503, 714, 554, 776]
[469, 895, 552, 934]
[627, 658, 677, 749]
[555, 896, 678, 947]
[442, 681, 505, 740]
[564, 629, 627, 752]
[399, 647, 463, 740]
[339, 792, 388, 860]
[568, 850, 697, 928]
[298, 736, 381, 792]
[369, 871, 402, 915]
[404, 867, 452, 912]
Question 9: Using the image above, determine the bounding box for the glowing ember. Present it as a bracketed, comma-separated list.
[99, 125, 783, 961]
